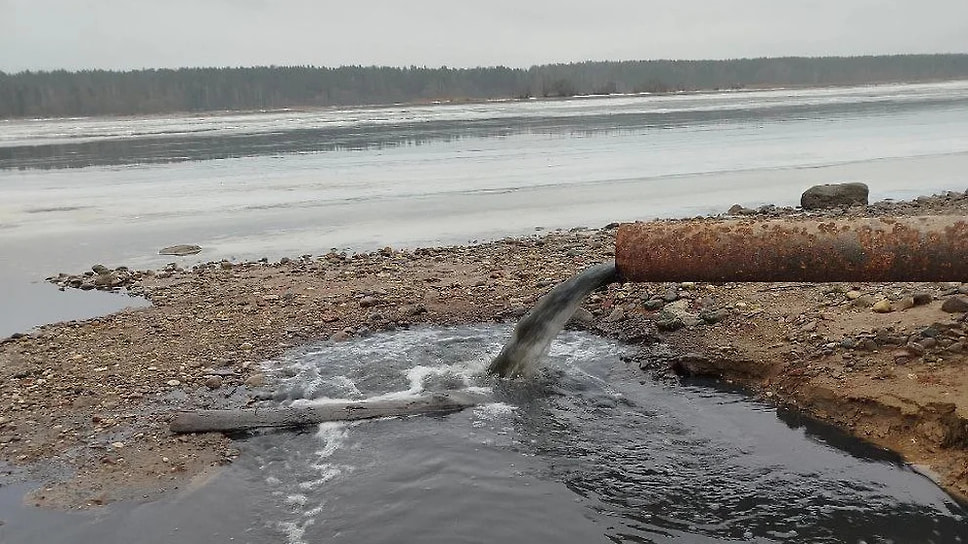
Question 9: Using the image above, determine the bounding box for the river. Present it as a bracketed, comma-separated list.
[2, 81, 968, 542]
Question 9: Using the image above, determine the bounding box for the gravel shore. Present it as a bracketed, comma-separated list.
[3, 190, 968, 507]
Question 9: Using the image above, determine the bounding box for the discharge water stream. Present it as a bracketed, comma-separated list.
[3, 325, 967, 543]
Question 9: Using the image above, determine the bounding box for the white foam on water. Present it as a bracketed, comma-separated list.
[314, 421, 348, 457]
[329, 375, 362, 397]
[284, 494, 308, 506]
[288, 357, 492, 407]
[268, 421, 355, 543]
[473, 402, 516, 420]
[297, 468, 342, 491]
[277, 518, 315, 544]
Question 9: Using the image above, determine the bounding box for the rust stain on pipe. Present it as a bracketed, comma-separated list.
[615, 216, 968, 282]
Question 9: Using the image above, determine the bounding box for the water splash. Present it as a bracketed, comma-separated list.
[487, 261, 619, 377]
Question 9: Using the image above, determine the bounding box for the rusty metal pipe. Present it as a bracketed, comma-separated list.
[615, 216, 968, 283]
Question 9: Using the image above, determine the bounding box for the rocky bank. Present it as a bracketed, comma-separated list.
[2, 189, 968, 508]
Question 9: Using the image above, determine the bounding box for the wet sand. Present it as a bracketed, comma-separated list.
[2, 191, 968, 509]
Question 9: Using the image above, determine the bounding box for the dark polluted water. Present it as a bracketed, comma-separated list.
[3, 326, 967, 544]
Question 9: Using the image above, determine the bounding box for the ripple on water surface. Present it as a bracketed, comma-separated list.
[229, 325, 968, 544]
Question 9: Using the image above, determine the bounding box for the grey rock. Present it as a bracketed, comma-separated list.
[93, 273, 116, 287]
[906, 342, 926, 356]
[642, 299, 665, 311]
[330, 331, 352, 342]
[400, 303, 428, 317]
[159, 244, 202, 256]
[656, 317, 684, 331]
[359, 296, 379, 308]
[699, 308, 730, 324]
[941, 296, 968, 313]
[660, 300, 701, 327]
[204, 376, 223, 390]
[912, 292, 933, 306]
[92, 264, 110, 274]
[800, 182, 869, 210]
[569, 308, 596, 325]
[244, 373, 266, 387]
[757, 204, 778, 214]
[727, 204, 756, 215]
[605, 307, 626, 323]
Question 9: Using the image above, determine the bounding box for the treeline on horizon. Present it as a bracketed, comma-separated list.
[2, 54, 968, 119]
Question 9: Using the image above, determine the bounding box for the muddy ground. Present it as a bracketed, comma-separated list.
[2, 191, 968, 508]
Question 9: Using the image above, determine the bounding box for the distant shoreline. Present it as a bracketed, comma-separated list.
[4, 54, 968, 120]
[7, 77, 968, 125]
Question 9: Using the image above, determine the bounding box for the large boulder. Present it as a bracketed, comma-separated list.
[800, 182, 869, 210]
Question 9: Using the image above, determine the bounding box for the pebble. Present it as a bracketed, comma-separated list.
[330, 331, 351, 342]
[661, 289, 679, 302]
[204, 376, 223, 390]
[244, 374, 266, 387]
[605, 307, 626, 323]
[569, 308, 595, 325]
[892, 349, 916, 364]
[941, 296, 968, 313]
[893, 296, 915, 311]
[166, 379, 181, 386]
[359, 296, 379, 308]
[845, 290, 862, 300]
[872, 299, 893, 313]
[699, 308, 730, 324]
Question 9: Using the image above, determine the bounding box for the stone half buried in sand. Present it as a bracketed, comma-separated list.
[159, 244, 202, 256]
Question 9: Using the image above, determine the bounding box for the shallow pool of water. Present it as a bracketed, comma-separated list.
[2, 326, 966, 543]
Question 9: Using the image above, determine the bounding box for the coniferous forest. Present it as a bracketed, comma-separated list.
[2, 54, 968, 119]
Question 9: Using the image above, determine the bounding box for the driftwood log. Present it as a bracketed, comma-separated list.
[170, 391, 481, 434]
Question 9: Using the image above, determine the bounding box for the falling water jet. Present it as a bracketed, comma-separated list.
[487, 261, 620, 378]
[488, 215, 968, 379]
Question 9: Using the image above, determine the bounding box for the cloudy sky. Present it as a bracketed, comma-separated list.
[2, 0, 967, 72]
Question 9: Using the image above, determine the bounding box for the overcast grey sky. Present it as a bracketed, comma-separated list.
[2, 0, 967, 72]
